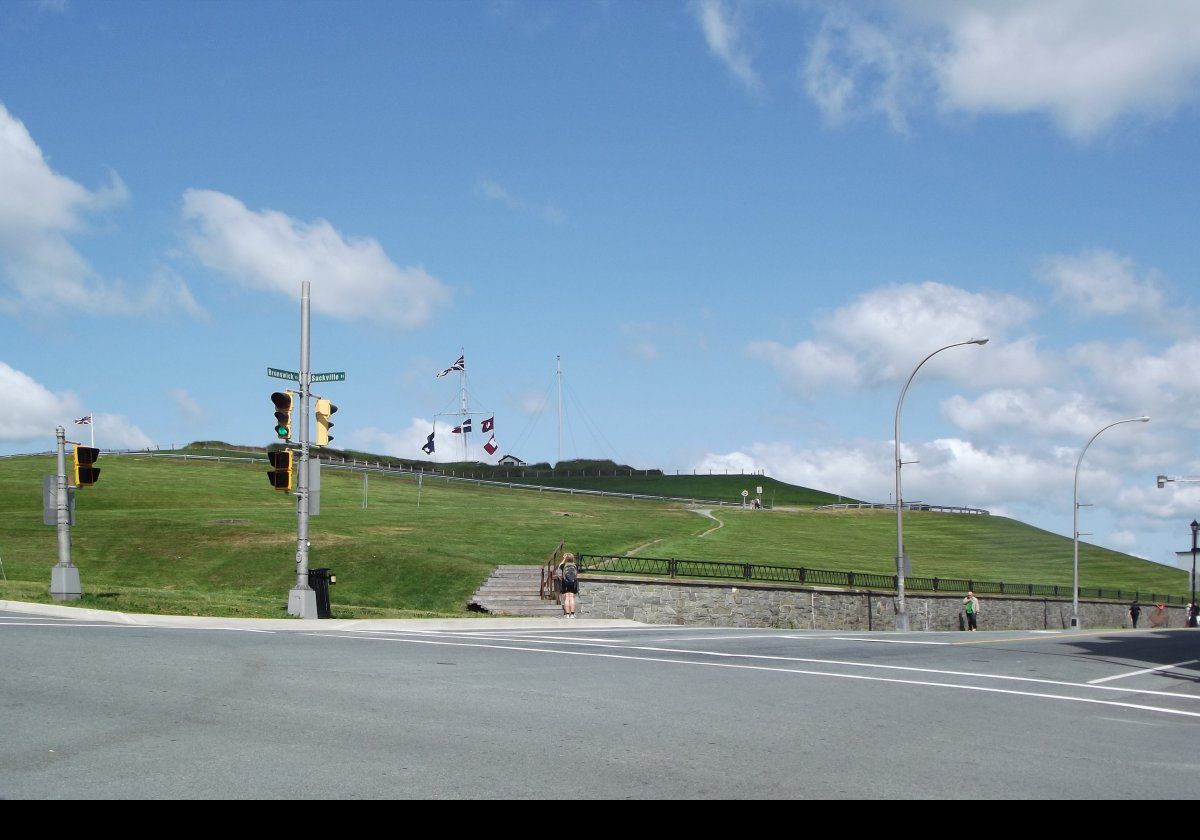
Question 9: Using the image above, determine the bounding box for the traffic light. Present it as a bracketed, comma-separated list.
[73, 446, 101, 486]
[315, 399, 337, 446]
[271, 391, 293, 440]
[267, 449, 294, 492]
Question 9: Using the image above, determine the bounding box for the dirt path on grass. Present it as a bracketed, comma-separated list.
[690, 508, 725, 538]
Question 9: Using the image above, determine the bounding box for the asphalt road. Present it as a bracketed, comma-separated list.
[2, 606, 1198, 799]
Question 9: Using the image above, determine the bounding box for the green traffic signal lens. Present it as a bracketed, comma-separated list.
[275, 425, 289, 438]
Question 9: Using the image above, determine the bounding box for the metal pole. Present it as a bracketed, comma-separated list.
[288, 281, 318, 618]
[894, 339, 988, 631]
[50, 426, 81, 600]
[1072, 416, 1149, 629]
[557, 354, 563, 466]
[1190, 521, 1198, 628]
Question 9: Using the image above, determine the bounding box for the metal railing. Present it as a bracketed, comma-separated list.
[541, 541, 564, 602]
[576, 554, 1186, 605]
[815, 503, 990, 515]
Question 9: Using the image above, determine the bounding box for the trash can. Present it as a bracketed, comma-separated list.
[308, 567, 336, 619]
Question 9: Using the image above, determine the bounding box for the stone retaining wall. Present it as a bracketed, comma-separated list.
[578, 575, 1185, 631]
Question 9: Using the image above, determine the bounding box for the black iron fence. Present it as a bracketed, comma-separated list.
[576, 554, 1186, 605]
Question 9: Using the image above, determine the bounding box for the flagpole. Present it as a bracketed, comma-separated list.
[89, 413, 94, 448]
[556, 355, 563, 467]
[459, 347, 468, 463]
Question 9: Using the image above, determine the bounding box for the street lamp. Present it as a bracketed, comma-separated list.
[894, 338, 988, 631]
[1189, 520, 1198, 628]
[1071, 416, 1150, 629]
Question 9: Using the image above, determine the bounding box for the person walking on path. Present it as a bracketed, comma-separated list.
[558, 552, 580, 619]
[962, 591, 980, 631]
[1127, 601, 1141, 628]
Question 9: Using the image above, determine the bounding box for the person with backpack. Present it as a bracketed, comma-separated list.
[962, 591, 980, 631]
[558, 552, 580, 619]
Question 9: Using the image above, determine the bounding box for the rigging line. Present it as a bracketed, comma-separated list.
[508, 377, 557, 458]
[564, 391, 581, 464]
[564, 379, 623, 464]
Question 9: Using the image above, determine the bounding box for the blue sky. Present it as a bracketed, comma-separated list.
[2, 0, 1199, 572]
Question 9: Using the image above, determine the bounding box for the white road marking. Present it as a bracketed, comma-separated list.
[1088, 659, 1200, 685]
[817, 636, 953, 646]
[327, 628, 1200, 703]
[0, 620, 276, 634]
[300, 631, 1200, 720]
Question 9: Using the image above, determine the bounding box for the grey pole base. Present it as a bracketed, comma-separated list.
[50, 565, 82, 601]
[894, 611, 910, 631]
[288, 586, 319, 619]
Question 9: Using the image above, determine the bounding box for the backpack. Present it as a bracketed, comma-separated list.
[563, 563, 578, 587]
[964, 599, 975, 615]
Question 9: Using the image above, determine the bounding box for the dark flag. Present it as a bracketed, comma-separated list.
[481, 416, 494, 433]
[484, 434, 498, 456]
[452, 419, 473, 434]
[436, 355, 466, 378]
[421, 432, 435, 455]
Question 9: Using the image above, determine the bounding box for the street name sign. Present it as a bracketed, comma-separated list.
[268, 367, 300, 381]
[311, 372, 346, 383]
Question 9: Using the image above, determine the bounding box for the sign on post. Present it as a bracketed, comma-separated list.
[268, 367, 300, 382]
[43, 475, 75, 526]
[311, 371, 346, 383]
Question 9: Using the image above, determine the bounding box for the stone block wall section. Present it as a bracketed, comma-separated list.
[578, 575, 1186, 631]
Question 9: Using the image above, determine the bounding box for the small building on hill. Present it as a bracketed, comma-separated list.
[498, 454, 526, 467]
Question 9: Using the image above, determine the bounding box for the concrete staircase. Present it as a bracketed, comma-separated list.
[468, 565, 564, 616]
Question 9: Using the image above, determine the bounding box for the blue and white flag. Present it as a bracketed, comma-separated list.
[451, 419, 473, 434]
[75, 415, 93, 425]
[436, 355, 466, 378]
[421, 432, 435, 455]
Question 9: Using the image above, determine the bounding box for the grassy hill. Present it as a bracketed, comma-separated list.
[0, 450, 1185, 618]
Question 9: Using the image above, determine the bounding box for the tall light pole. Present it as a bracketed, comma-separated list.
[894, 338, 988, 631]
[1072, 416, 1149, 629]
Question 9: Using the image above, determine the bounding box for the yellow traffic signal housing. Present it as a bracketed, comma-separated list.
[267, 449, 294, 491]
[314, 398, 337, 446]
[73, 446, 101, 486]
[271, 391, 294, 440]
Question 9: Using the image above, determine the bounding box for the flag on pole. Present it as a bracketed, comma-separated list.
[484, 434, 498, 456]
[452, 419, 473, 434]
[75, 415, 93, 425]
[421, 432, 435, 455]
[481, 416, 494, 433]
[436, 355, 466, 378]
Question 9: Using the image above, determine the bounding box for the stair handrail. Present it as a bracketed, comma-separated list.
[541, 541, 564, 601]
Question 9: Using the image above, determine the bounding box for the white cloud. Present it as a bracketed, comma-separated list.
[0, 361, 80, 442]
[1039, 250, 1165, 319]
[181, 189, 451, 327]
[0, 103, 199, 317]
[755, 282, 1042, 395]
[748, 339, 861, 395]
[694, 0, 764, 97]
[0, 361, 153, 448]
[169, 388, 206, 427]
[475, 177, 566, 225]
[798, 2, 1200, 139]
[942, 388, 1112, 439]
[1069, 339, 1200, 427]
[931, 0, 1200, 139]
[803, 8, 916, 133]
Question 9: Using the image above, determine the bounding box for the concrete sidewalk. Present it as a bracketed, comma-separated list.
[0, 599, 649, 632]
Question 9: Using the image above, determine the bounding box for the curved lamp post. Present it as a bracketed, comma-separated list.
[1190, 520, 1198, 628]
[1072, 416, 1150, 629]
[894, 338, 988, 631]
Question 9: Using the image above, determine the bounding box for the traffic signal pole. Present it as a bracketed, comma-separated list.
[50, 425, 81, 600]
[287, 281, 318, 619]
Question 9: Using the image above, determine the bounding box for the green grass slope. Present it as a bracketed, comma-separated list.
[0, 452, 1185, 617]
